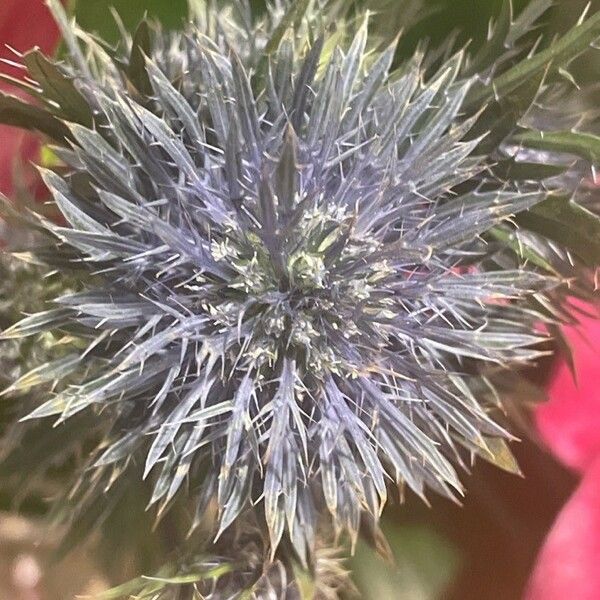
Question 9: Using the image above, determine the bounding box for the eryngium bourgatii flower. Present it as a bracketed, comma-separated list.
[1, 2, 563, 561]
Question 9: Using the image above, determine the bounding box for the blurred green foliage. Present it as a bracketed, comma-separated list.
[73, 0, 188, 42]
[350, 521, 461, 600]
[70, 0, 598, 65]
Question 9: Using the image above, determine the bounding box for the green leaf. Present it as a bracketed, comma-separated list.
[73, 0, 187, 45]
[514, 130, 600, 164]
[142, 564, 232, 583]
[463, 0, 512, 77]
[95, 575, 149, 599]
[23, 49, 93, 126]
[493, 158, 568, 181]
[505, 0, 553, 47]
[0, 92, 70, 141]
[465, 10, 600, 109]
[468, 66, 545, 153]
[517, 196, 600, 266]
[128, 21, 153, 97]
[96, 563, 234, 599]
[489, 227, 557, 273]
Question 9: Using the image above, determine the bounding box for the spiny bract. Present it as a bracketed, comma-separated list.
[1, 0, 578, 564]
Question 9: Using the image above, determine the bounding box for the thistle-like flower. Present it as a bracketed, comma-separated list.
[1, 0, 599, 581]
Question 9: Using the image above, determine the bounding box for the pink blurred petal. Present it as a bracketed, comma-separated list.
[0, 0, 59, 78]
[530, 303, 600, 598]
[535, 310, 600, 472]
[0, 0, 60, 197]
[0, 126, 44, 197]
[525, 456, 600, 600]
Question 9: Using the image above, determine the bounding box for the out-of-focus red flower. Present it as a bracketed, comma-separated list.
[0, 0, 61, 198]
[526, 305, 600, 600]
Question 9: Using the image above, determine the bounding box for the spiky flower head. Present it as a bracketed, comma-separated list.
[1, 0, 599, 577]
